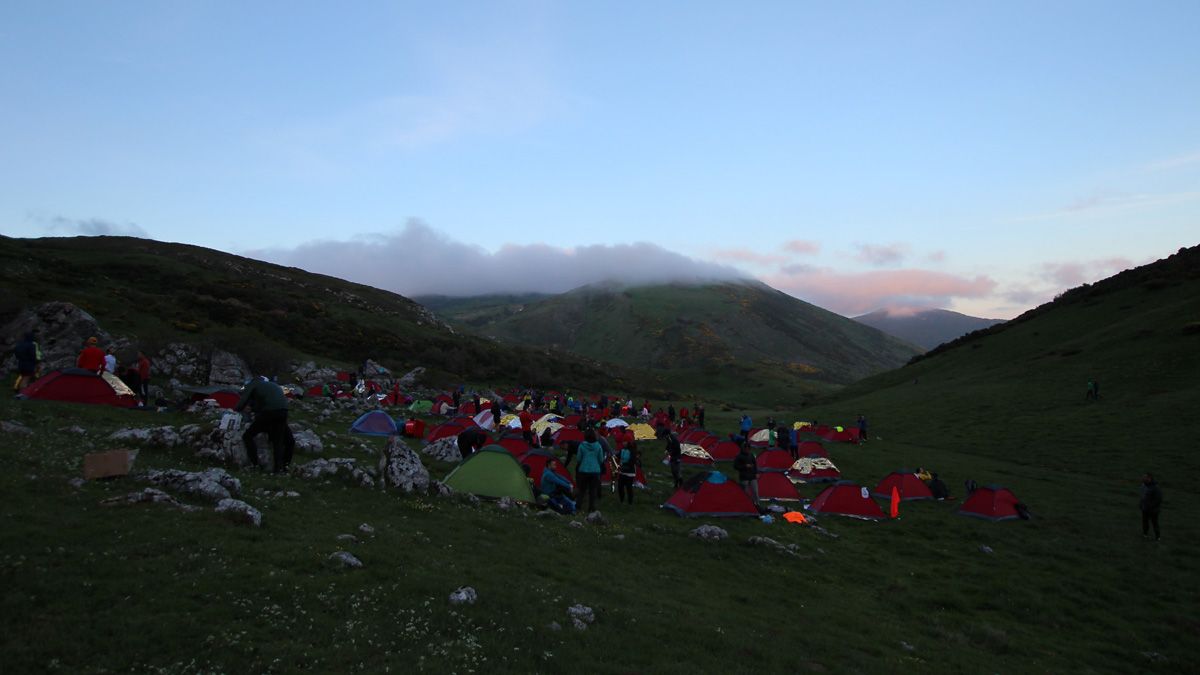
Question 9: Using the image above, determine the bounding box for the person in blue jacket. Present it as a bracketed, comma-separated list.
[739, 413, 752, 439]
[575, 428, 605, 514]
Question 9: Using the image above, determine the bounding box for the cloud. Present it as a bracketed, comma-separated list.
[41, 216, 149, 238]
[1013, 189, 1200, 222]
[1144, 150, 1200, 172]
[783, 239, 820, 255]
[854, 242, 909, 267]
[253, 220, 746, 297]
[925, 250, 947, 263]
[711, 248, 788, 267]
[763, 266, 997, 316]
[1039, 257, 1133, 286]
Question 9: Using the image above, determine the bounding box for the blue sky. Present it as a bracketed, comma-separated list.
[2, 1, 1197, 318]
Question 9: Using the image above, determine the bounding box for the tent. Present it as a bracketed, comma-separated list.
[957, 486, 1026, 521]
[605, 418, 629, 428]
[747, 428, 772, 447]
[426, 418, 475, 442]
[349, 410, 398, 437]
[408, 399, 434, 414]
[662, 471, 759, 517]
[443, 446, 535, 501]
[808, 482, 886, 520]
[787, 456, 840, 483]
[599, 457, 648, 489]
[818, 427, 860, 443]
[20, 368, 139, 408]
[707, 440, 741, 462]
[552, 427, 584, 445]
[532, 414, 563, 435]
[872, 471, 934, 501]
[179, 385, 241, 409]
[757, 472, 802, 501]
[473, 409, 497, 430]
[664, 443, 714, 466]
[497, 435, 532, 458]
[518, 449, 575, 490]
[796, 441, 828, 458]
[756, 449, 794, 472]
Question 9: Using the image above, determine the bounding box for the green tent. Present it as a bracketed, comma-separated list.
[408, 399, 434, 413]
[443, 446, 534, 501]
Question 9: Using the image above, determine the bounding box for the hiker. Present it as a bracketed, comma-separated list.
[617, 441, 640, 505]
[1140, 473, 1163, 541]
[664, 427, 683, 488]
[76, 337, 105, 373]
[135, 351, 151, 404]
[739, 413, 752, 440]
[929, 473, 950, 500]
[916, 467, 932, 482]
[539, 427, 554, 448]
[457, 427, 488, 458]
[103, 346, 118, 373]
[472, 393, 481, 413]
[540, 469, 576, 515]
[857, 415, 868, 443]
[575, 428, 604, 514]
[788, 425, 799, 460]
[235, 376, 295, 473]
[964, 478, 978, 494]
[490, 398, 502, 427]
[519, 407, 534, 444]
[733, 441, 758, 504]
[1086, 379, 1096, 400]
[667, 405, 676, 422]
[696, 403, 705, 428]
[766, 416, 776, 432]
[12, 331, 41, 392]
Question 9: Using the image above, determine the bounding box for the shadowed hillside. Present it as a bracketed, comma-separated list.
[854, 308, 1004, 350]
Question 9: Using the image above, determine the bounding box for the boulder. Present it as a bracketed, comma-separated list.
[214, 498, 262, 526]
[1, 420, 32, 435]
[448, 586, 477, 605]
[207, 349, 250, 387]
[689, 524, 728, 541]
[329, 551, 363, 568]
[0, 302, 115, 373]
[430, 480, 454, 498]
[358, 523, 375, 535]
[289, 426, 324, 454]
[295, 458, 375, 487]
[360, 359, 390, 378]
[292, 361, 340, 388]
[422, 436, 462, 463]
[378, 436, 429, 494]
[567, 604, 595, 631]
[143, 468, 242, 502]
[108, 426, 183, 447]
[100, 488, 201, 512]
[497, 496, 516, 511]
[585, 511, 608, 526]
[396, 367, 425, 389]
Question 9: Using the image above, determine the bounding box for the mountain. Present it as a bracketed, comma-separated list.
[422, 280, 921, 401]
[853, 308, 1004, 350]
[0, 236, 623, 390]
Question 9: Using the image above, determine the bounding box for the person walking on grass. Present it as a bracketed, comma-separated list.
[575, 428, 604, 514]
[617, 441, 640, 505]
[1140, 473, 1163, 541]
[664, 427, 683, 488]
[235, 375, 295, 473]
[733, 441, 758, 505]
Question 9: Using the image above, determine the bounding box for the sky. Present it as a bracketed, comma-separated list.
[2, 1, 1198, 319]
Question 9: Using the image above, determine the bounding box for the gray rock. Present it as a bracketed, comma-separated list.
[535, 509, 561, 518]
[360, 359, 390, 377]
[567, 604, 594, 630]
[289, 426, 324, 454]
[422, 436, 463, 463]
[979, 544, 994, 555]
[207, 349, 249, 387]
[448, 586, 477, 605]
[336, 534, 358, 543]
[396, 367, 425, 389]
[0, 301, 114, 373]
[497, 496, 516, 511]
[747, 536, 803, 557]
[1, 420, 32, 435]
[358, 523, 375, 535]
[689, 524, 728, 541]
[377, 436, 429, 494]
[547, 621, 562, 632]
[567, 520, 584, 529]
[214, 498, 262, 526]
[143, 468, 242, 502]
[109, 426, 183, 447]
[60, 425, 88, 435]
[67, 477, 86, 489]
[296, 458, 375, 487]
[900, 641, 916, 653]
[585, 511, 607, 526]
[100, 488, 200, 512]
[613, 534, 626, 541]
[430, 480, 454, 498]
[330, 551, 363, 568]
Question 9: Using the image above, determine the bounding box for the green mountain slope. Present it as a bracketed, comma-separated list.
[854, 308, 1004, 350]
[0, 236, 621, 389]
[425, 280, 921, 400]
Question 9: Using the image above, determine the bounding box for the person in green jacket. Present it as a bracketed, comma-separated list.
[575, 428, 605, 514]
[235, 376, 294, 473]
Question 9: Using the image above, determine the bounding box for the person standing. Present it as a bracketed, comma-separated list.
[857, 415, 868, 444]
[135, 351, 152, 404]
[733, 441, 759, 505]
[667, 405, 676, 423]
[12, 331, 42, 392]
[575, 428, 604, 514]
[76, 337, 105, 373]
[490, 397, 503, 429]
[739, 413, 752, 441]
[234, 376, 295, 473]
[695, 403, 705, 428]
[1140, 473, 1163, 541]
[103, 346, 118, 373]
[665, 428, 683, 488]
[617, 441, 640, 505]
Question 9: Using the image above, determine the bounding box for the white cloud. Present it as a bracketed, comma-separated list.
[38, 215, 150, 237]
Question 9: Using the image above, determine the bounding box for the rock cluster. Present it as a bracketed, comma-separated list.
[295, 458, 375, 487]
[330, 551, 363, 568]
[689, 524, 728, 541]
[448, 586, 477, 605]
[215, 498, 262, 526]
[421, 436, 462, 463]
[746, 536, 805, 557]
[143, 468, 242, 502]
[108, 426, 184, 447]
[100, 488, 200, 512]
[567, 604, 595, 631]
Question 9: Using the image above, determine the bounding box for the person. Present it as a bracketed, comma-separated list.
[135, 351, 151, 404]
[234, 376, 295, 473]
[472, 393, 481, 413]
[617, 441, 640, 505]
[575, 428, 604, 514]
[490, 398, 502, 428]
[103, 346, 118, 373]
[857, 415, 868, 443]
[695, 403, 705, 428]
[540, 427, 554, 448]
[667, 405, 676, 422]
[739, 413, 752, 439]
[664, 427, 683, 488]
[964, 478, 978, 494]
[76, 337, 105, 373]
[788, 425, 799, 461]
[916, 467, 932, 482]
[766, 416, 776, 432]
[1086, 379, 1096, 400]
[541, 469, 576, 515]
[929, 473, 950, 500]
[12, 331, 42, 392]
[456, 427, 488, 458]
[452, 388, 461, 409]
[733, 441, 758, 504]
[518, 407, 534, 444]
[1140, 473, 1162, 541]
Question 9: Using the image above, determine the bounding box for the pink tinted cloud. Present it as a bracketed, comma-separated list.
[713, 248, 789, 266]
[1040, 257, 1133, 286]
[763, 267, 998, 316]
[855, 242, 909, 267]
[783, 239, 821, 255]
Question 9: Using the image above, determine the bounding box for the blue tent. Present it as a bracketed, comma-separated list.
[349, 410, 398, 437]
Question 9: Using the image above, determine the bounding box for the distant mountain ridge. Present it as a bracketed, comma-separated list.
[854, 308, 1004, 350]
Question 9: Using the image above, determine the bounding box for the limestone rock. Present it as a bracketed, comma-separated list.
[109, 426, 183, 447]
[567, 604, 595, 631]
[397, 367, 425, 388]
[295, 458, 375, 487]
[214, 498, 262, 526]
[358, 523, 375, 535]
[207, 349, 250, 387]
[60, 425, 88, 435]
[1, 420, 32, 435]
[378, 436, 429, 494]
[289, 426, 324, 454]
[143, 467, 242, 502]
[747, 536, 804, 557]
[360, 359, 390, 378]
[430, 480, 454, 498]
[689, 524, 728, 541]
[329, 551, 363, 568]
[0, 302, 114, 373]
[101, 488, 200, 512]
[335, 534, 357, 543]
[497, 496, 516, 511]
[585, 511, 607, 526]
[422, 436, 463, 463]
[449, 586, 477, 605]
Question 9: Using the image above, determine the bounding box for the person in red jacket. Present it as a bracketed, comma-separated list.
[76, 337, 105, 373]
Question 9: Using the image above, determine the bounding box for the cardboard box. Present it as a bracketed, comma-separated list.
[83, 449, 138, 480]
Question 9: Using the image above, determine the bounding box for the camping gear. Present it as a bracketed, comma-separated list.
[662, 471, 759, 517]
[707, 440, 741, 462]
[663, 443, 714, 466]
[408, 399, 434, 414]
[872, 471, 935, 501]
[757, 472, 802, 501]
[349, 410, 399, 437]
[957, 486, 1026, 521]
[747, 428, 771, 447]
[443, 446, 535, 501]
[787, 455, 840, 483]
[796, 440, 828, 458]
[808, 481, 886, 520]
[20, 368, 139, 408]
[180, 385, 242, 408]
[627, 422, 657, 441]
[403, 419, 425, 438]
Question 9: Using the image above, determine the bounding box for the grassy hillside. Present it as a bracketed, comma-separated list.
[854, 308, 1004, 350]
[0, 236, 624, 391]
[425, 281, 920, 404]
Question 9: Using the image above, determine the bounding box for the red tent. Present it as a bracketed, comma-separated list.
[600, 457, 648, 488]
[21, 369, 139, 408]
[708, 440, 741, 462]
[756, 449, 794, 472]
[426, 418, 475, 442]
[757, 472, 801, 501]
[746, 428, 771, 448]
[497, 435, 532, 458]
[808, 482, 886, 520]
[787, 455, 841, 483]
[552, 427, 584, 445]
[957, 486, 1025, 521]
[872, 471, 934, 501]
[305, 385, 324, 397]
[818, 427, 860, 443]
[518, 450, 575, 489]
[662, 471, 758, 517]
[797, 441, 828, 458]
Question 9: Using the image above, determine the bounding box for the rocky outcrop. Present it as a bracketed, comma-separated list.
[292, 361, 340, 388]
[296, 458, 375, 487]
[100, 488, 200, 512]
[143, 468, 242, 502]
[397, 367, 425, 388]
[215, 498, 262, 526]
[422, 436, 462, 463]
[377, 436, 429, 494]
[449, 586, 477, 605]
[567, 604, 595, 631]
[0, 302, 116, 372]
[207, 349, 249, 387]
[108, 426, 184, 447]
[289, 426, 324, 454]
[689, 524, 728, 541]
